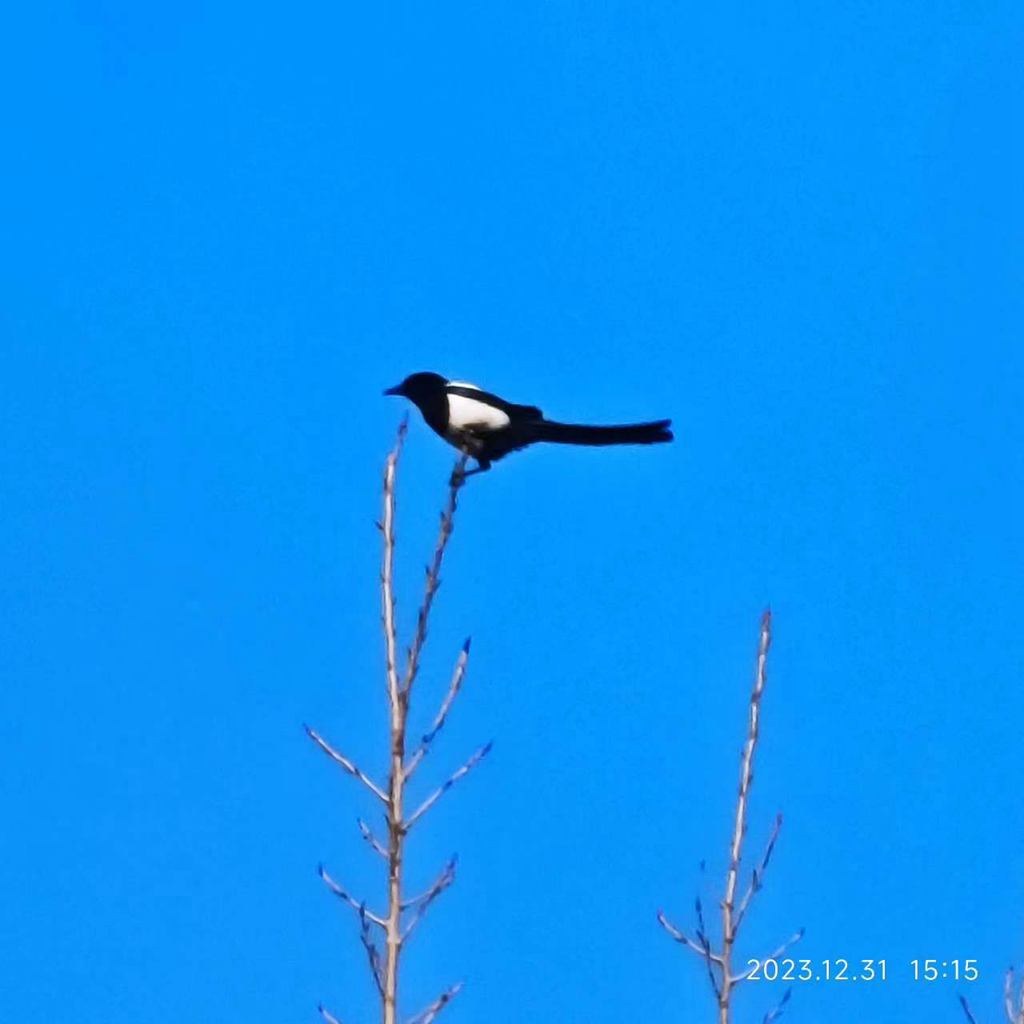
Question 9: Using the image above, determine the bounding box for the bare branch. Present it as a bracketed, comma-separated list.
[402, 857, 458, 942]
[383, 446, 473, 1024]
[659, 611, 794, 1024]
[406, 982, 463, 1024]
[694, 895, 723, 999]
[401, 456, 468, 699]
[764, 928, 806, 961]
[380, 425, 410, 1024]
[717, 609, 773, 1016]
[656, 909, 724, 966]
[405, 638, 472, 779]
[315, 432, 485, 1024]
[357, 817, 388, 859]
[733, 812, 783, 935]
[1007, 967, 1017, 1024]
[694, 893, 711, 951]
[359, 904, 386, 999]
[381, 420, 406, 711]
[317, 863, 386, 927]
[403, 856, 458, 910]
[318, 1005, 343, 1024]
[305, 724, 388, 804]
[405, 741, 493, 829]
[733, 929, 805, 984]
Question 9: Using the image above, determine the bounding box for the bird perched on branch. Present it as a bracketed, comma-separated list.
[384, 371, 672, 476]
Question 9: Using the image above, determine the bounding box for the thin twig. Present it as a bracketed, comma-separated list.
[405, 639, 472, 779]
[733, 929, 805, 984]
[317, 864, 386, 927]
[305, 724, 388, 804]
[382, 432, 408, 1024]
[695, 895, 724, 999]
[359, 904, 386, 999]
[405, 742, 493, 829]
[1007, 968, 1017, 1024]
[401, 857, 458, 942]
[357, 817, 388, 859]
[381, 419, 407, 708]
[959, 995, 980, 1024]
[660, 611, 796, 1024]
[695, 893, 712, 953]
[318, 1005, 343, 1024]
[401, 456, 468, 698]
[402, 856, 458, 910]
[406, 982, 463, 1024]
[718, 609, 773, 1021]
[656, 910, 725, 966]
[733, 812, 783, 935]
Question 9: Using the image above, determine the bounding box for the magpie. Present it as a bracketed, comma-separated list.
[384, 371, 672, 475]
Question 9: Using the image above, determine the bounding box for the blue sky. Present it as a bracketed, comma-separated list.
[2, 3, 1023, 1022]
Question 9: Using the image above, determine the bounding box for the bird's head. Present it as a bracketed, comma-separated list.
[383, 372, 447, 405]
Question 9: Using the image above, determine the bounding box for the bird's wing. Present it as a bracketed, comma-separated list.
[446, 382, 542, 423]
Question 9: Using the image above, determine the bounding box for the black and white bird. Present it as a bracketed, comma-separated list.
[384, 371, 672, 475]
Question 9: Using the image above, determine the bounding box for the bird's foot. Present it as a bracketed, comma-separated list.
[451, 462, 488, 486]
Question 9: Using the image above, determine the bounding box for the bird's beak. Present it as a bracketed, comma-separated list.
[383, 384, 402, 396]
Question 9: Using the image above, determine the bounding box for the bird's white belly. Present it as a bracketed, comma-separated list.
[446, 390, 510, 432]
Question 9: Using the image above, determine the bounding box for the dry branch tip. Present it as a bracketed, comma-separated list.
[305, 724, 388, 804]
[959, 995, 979, 1024]
[318, 1003, 343, 1024]
[405, 741, 492, 829]
[407, 981, 463, 1024]
[357, 817, 388, 859]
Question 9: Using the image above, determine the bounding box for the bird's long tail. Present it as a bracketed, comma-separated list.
[530, 419, 673, 446]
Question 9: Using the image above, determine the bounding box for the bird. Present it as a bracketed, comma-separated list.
[384, 371, 672, 476]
